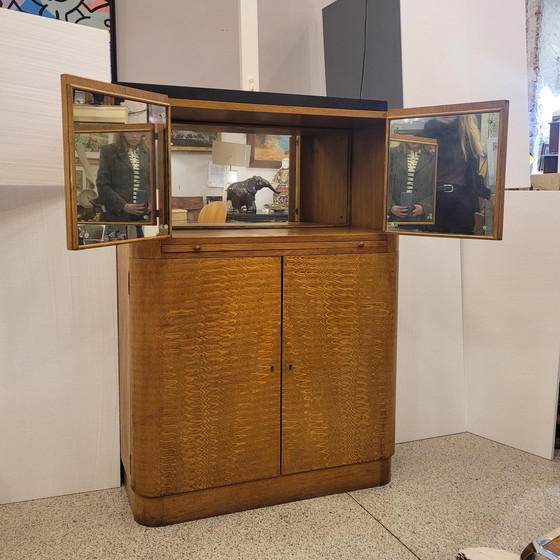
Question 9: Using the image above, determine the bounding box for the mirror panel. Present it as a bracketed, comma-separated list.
[387, 134, 438, 227]
[386, 103, 507, 239]
[74, 126, 156, 227]
[170, 128, 295, 226]
[62, 76, 170, 249]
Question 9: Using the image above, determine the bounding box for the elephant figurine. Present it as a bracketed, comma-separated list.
[226, 176, 278, 213]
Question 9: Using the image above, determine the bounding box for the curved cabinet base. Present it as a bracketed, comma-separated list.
[124, 458, 391, 527]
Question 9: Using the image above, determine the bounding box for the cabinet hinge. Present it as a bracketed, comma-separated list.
[128, 270, 131, 296]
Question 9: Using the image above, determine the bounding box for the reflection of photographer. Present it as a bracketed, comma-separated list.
[422, 115, 490, 235]
[96, 131, 150, 222]
[388, 141, 435, 222]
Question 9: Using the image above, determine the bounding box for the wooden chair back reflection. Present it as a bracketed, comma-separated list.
[198, 201, 228, 223]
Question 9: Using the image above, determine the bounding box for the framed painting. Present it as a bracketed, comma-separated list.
[171, 127, 220, 151]
[247, 134, 291, 168]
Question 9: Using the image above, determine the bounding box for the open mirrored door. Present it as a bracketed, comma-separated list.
[385, 100, 508, 239]
[61, 75, 171, 249]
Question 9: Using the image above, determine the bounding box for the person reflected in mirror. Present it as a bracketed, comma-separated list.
[96, 131, 151, 224]
[388, 141, 435, 224]
[422, 115, 490, 235]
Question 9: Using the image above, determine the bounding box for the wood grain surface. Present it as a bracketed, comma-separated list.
[282, 253, 397, 473]
[128, 257, 282, 497]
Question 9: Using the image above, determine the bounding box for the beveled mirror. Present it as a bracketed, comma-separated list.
[61, 75, 170, 249]
[169, 129, 297, 226]
[385, 101, 508, 239]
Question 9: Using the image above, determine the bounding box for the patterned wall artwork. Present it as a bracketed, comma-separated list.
[0, 0, 110, 29]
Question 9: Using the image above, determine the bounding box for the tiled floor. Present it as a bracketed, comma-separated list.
[2, 433, 560, 560]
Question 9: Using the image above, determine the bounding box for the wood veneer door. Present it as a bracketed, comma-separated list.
[128, 256, 282, 497]
[282, 253, 398, 474]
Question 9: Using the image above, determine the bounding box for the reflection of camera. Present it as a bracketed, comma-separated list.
[136, 189, 149, 206]
[400, 192, 413, 216]
[135, 189, 150, 219]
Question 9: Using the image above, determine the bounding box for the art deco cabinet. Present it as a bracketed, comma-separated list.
[61, 75, 508, 526]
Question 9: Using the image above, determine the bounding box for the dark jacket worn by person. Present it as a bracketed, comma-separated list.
[388, 146, 436, 221]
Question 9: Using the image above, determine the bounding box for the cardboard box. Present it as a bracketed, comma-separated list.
[171, 209, 188, 221]
[531, 173, 560, 190]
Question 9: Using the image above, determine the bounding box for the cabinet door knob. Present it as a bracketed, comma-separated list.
[357, 241, 365, 248]
[193, 245, 201, 252]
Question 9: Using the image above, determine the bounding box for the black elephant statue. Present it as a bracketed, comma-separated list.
[226, 176, 278, 213]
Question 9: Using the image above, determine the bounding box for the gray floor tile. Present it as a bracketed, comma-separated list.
[1, 489, 415, 559]
[2, 433, 559, 560]
[350, 433, 560, 560]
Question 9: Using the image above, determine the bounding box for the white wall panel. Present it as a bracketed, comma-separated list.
[258, 0, 332, 95]
[114, 0, 240, 89]
[463, 192, 560, 459]
[395, 236, 466, 443]
[0, 10, 119, 503]
[396, 0, 535, 448]
[0, 11, 95, 186]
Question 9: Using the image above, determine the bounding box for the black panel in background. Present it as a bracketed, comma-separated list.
[323, 0, 403, 109]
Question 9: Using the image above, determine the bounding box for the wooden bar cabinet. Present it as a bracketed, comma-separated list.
[61, 75, 508, 525]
